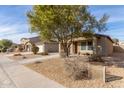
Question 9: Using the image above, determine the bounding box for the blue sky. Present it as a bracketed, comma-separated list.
[0, 5, 124, 43]
[89, 5, 124, 41]
[0, 5, 38, 43]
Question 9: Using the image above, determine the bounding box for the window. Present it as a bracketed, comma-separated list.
[87, 41, 93, 50]
[81, 42, 86, 50]
[81, 41, 93, 50]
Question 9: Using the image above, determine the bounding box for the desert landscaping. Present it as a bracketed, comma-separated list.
[25, 53, 124, 88]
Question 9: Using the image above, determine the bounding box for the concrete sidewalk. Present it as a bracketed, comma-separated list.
[0, 55, 64, 88]
[0, 66, 16, 88]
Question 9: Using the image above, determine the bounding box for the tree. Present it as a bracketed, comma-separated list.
[27, 5, 109, 57]
[0, 39, 13, 52]
[0, 39, 13, 48]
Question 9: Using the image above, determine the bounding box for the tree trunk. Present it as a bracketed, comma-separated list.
[60, 44, 69, 57]
[65, 48, 69, 57]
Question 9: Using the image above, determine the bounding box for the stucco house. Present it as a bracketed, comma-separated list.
[20, 36, 59, 53]
[59, 34, 114, 56]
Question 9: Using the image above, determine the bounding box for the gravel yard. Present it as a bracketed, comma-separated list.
[25, 57, 124, 88]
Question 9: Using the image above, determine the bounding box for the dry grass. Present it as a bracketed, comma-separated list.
[25, 58, 124, 88]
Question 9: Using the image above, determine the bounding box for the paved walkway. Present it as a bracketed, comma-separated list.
[0, 55, 64, 88]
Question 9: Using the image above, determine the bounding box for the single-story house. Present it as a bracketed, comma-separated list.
[20, 36, 59, 53]
[59, 34, 114, 56]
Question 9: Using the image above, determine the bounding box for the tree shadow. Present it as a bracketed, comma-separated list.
[105, 74, 123, 82]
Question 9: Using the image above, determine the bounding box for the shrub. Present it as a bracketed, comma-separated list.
[38, 52, 48, 55]
[13, 53, 22, 56]
[32, 46, 39, 54]
[2, 47, 7, 52]
[64, 57, 89, 80]
[89, 54, 104, 62]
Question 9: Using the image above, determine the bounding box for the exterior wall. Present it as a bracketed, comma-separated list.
[105, 37, 113, 56]
[97, 37, 106, 56]
[97, 37, 113, 56]
[70, 43, 74, 54]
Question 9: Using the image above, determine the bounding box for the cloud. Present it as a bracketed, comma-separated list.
[89, 6, 124, 23]
[0, 22, 38, 43]
[0, 6, 38, 43]
[1, 32, 38, 44]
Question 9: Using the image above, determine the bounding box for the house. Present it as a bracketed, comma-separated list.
[20, 36, 59, 53]
[59, 34, 114, 56]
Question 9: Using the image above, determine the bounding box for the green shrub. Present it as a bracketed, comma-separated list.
[32, 46, 39, 54]
[2, 47, 7, 52]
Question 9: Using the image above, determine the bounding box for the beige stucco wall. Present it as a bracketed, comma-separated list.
[105, 37, 113, 56]
[97, 37, 106, 56]
[97, 37, 113, 56]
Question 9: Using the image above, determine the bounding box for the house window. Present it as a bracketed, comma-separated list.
[81, 41, 93, 50]
[81, 42, 86, 50]
[87, 41, 93, 50]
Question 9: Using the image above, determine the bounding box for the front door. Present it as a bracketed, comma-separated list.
[74, 42, 78, 54]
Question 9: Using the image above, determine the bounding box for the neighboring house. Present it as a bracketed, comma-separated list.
[119, 41, 124, 45]
[20, 36, 59, 53]
[59, 34, 114, 56]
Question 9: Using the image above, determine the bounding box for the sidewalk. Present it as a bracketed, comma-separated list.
[0, 66, 16, 88]
[0, 55, 64, 88]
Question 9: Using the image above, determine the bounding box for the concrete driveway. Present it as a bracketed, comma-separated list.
[4, 52, 60, 64]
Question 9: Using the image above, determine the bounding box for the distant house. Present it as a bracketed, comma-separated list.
[59, 34, 114, 56]
[20, 36, 59, 53]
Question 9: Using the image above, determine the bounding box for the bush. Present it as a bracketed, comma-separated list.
[2, 47, 7, 52]
[13, 53, 22, 56]
[38, 52, 48, 55]
[64, 57, 89, 80]
[32, 46, 39, 54]
[89, 54, 104, 62]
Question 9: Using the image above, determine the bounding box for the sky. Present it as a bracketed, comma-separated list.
[89, 5, 124, 41]
[0, 5, 124, 43]
[0, 5, 38, 44]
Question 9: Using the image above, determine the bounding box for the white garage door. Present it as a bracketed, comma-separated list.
[37, 45, 44, 52]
